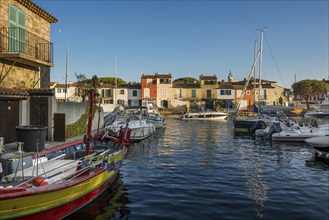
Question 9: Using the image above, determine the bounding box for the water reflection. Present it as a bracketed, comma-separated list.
[65, 174, 130, 220]
[237, 143, 269, 219]
[71, 118, 329, 219]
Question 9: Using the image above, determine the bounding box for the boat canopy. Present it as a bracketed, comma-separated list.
[124, 106, 148, 110]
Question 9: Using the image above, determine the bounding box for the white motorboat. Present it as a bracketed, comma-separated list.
[271, 122, 329, 142]
[305, 136, 329, 152]
[180, 111, 227, 120]
[105, 106, 156, 141]
[304, 97, 329, 119]
[146, 112, 166, 128]
[145, 106, 166, 128]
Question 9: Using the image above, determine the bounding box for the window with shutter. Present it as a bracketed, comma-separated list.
[144, 88, 150, 98]
[191, 90, 196, 98]
[207, 90, 211, 98]
[8, 5, 26, 53]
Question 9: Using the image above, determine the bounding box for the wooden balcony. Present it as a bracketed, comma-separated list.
[0, 27, 54, 67]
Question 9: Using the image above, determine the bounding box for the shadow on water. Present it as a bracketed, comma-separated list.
[65, 174, 130, 220]
[305, 158, 329, 170]
[66, 118, 329, 220]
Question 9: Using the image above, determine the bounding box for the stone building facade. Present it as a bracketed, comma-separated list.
[0, 0, 57, 89]
[0, 0, 57, 143]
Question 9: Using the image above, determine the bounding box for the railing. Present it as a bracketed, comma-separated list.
[0, 27, 53, 64]
[174, 94, 185, 99]
[258, 95, 268, 100]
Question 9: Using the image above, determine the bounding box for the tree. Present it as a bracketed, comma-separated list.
[75, 72, 100, 102]
[98, 77, 126, 85]
[173, 77, 198, 84]
[292, 79, 328, 109]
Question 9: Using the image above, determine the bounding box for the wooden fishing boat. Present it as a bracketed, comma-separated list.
[0, 85, 131, 220]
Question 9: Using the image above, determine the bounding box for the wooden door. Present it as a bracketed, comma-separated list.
[0, 100, 19, 143]
[53, 113, 65, 142]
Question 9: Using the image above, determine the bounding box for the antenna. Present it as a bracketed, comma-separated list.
[64, 45, 69, 102]
[253, 39, 257, 107]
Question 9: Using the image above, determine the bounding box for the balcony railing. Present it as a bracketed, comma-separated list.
[259, 95, 268, 100]
[0, 27, 53, 65]
[174, 94, 185, 99]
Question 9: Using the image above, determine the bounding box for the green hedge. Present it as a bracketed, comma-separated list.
[65, 104, 100, 138]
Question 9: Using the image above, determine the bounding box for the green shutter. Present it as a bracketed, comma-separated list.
[8, 5, 26, 53]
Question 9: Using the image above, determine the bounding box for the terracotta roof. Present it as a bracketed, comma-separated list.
[0, 88, 29, 97]
[172, 83, 201, 88]
[119, 83, 141, 89]
[200, 74, 217, 80]
[15, 0, 58, 23]
[217, 83, 234, 89]
[28, 88, 55, 96]
[141, 73, 172, 79]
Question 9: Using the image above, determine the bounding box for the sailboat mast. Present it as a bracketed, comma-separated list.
[114, 55, 117, 105]
[253, 39, 257, 108]
[257, 27, 266, 114]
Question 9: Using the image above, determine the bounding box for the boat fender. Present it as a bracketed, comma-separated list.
[33, 176, 44, 186]
[76, 161, 83, 171]
[39, 181, 49, 186]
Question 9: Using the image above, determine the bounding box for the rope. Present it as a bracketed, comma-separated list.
[264, 35, 286, 88]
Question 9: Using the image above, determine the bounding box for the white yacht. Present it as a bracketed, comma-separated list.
[270, 119, 329, 142]
[180, 110, 227, 120]
[105, 106, 156, 141]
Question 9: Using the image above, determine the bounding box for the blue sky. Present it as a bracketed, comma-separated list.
[35, 0, 328, 88]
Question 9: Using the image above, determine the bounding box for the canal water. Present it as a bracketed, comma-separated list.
[69, 116, 329, 220]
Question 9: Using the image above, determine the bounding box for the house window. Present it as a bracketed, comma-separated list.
[220, 90, 232, 95]
[63, 89, 67, 93]
[191, 90, 196, 98]
[206, 90, 212, 98]
[120, 90, 125, 95]
[204, 80, 215, 85]
[161, 88, 167, 97]
[160, 78, 171, 84]
[75, 88, 80, 96]
[8, 5, 26, 53]
[102, 89, 111, 97]
[146, 79, 153, 85]
[117, 100, 125, 105]
[57, 88, 61, 93]
[144, 88, 150, 97]
[133, 90, 137, 96]
[103, 100, 113, 104]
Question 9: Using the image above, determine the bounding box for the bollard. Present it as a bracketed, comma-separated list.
[0, 137, 4, 155]
[17, 142, 24, 153]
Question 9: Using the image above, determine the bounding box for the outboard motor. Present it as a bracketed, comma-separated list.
[264, 122, 282, 140]
[249, 120, 267, 135]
